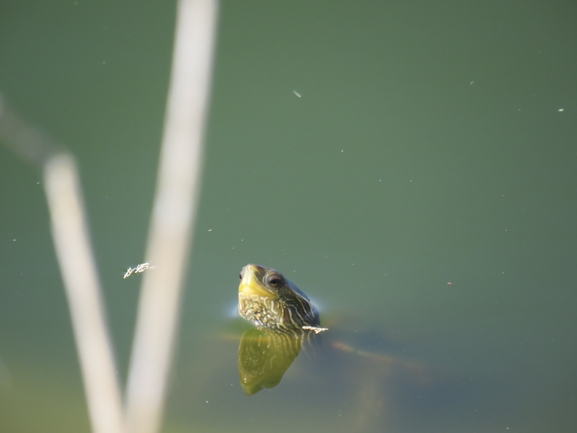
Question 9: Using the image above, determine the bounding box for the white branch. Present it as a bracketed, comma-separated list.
[44, 155, 125, 433]
[124, 1, 218, 433]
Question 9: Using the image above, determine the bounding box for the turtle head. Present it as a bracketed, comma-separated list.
[238, 264, 319, 331]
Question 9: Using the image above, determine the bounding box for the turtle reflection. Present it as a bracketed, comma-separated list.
[238, 328, 317, 395]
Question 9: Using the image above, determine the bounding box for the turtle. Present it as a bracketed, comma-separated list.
[236, 264, 432, 400]
[238, 263, 323, 332]
[236, 263, 328, 395]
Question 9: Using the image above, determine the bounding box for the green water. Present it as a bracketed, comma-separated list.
[1, 1, 576, 432]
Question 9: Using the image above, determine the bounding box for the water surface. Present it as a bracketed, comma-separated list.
[0, 1, 576, 432]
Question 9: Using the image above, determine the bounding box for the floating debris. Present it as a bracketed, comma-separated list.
[124, 262, 153, 279]
[302, 325, 329, 334]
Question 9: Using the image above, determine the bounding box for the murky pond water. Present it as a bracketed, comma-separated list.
[1, 1, 576, 432]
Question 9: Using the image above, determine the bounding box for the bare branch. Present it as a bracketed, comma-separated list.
[124, 1, 219, 433]
[0, 98, 125, 433]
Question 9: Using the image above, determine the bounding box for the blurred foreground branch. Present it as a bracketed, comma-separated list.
[125, 1, 218, 432]
[0, 1, 218, 433]
[0, 101, 126, 433]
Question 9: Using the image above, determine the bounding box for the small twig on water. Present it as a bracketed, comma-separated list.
[302, 326, 329, 334]
[124, 262, 154, 279]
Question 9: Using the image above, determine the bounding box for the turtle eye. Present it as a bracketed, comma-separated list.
[266, 274, 283, 288]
